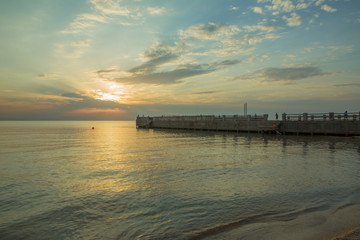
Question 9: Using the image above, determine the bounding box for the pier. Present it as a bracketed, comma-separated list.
[136, 112, 360, 136]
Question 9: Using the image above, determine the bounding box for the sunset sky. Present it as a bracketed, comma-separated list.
[0, 0, 359, 120]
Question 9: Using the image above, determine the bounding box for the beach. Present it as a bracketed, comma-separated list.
[202, 204, 360, 240]
[333, 226, 360, 240]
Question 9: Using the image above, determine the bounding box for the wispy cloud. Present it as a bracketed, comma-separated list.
[243, 22, 280, 33]
[60, 13, 106, 34]
[37, 73, 59, 80]
[328, 45, 353, 53]
[68, 107, 126, 114]
[252, 7, 263, 14]
[234, 65, 331, 82]
[210, 59, 241, 67]
[58, 0, 136, 58]
[178, 20, 280, 58]
[178, 22, 241, 40]
[282, 12, 302, 26]
[96, 61, 233, 85]
[321, 4, 337, 13]
[94, 41, 241, 85]
[238, 33, 279, 46]
[117, 65, 216, 85]
[255, 0, 337, 21]
[147, 7, 166, 15]
[259, 0, 296, 15]
[129, 53, 179, 74]
[315, 0, 325, 7]
[71, 39, 91, 47]
[89, 0, 131, 16]
[296, 3, 310, 10]
[334, 83, 360, 88]
[192, 91, 219, 95]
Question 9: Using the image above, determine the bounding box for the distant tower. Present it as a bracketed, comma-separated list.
[244, 103, 247, 116]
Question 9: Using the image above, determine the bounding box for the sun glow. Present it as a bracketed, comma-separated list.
[97, 92, 122, 102]
[92, 82, 127, 103]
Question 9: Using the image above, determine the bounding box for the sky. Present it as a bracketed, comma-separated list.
[0, 0, 359, 120]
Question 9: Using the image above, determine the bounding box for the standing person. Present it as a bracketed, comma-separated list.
[275, 113, 278, 120]
[344, 110, 348, 119]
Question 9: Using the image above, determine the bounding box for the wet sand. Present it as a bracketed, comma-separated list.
[203, 203, 360, 240]
[332, 227, 360, 240]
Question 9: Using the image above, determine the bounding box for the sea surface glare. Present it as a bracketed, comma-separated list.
[0, 121, 359, 239]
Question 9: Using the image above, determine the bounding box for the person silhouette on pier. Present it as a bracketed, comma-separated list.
[275, 113, 278, 120]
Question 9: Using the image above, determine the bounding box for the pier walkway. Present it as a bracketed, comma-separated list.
[136, 112, 360, 136]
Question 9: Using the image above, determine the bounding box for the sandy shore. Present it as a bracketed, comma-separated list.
[202, 203, 360, 240]
[332, 226, 360, 240]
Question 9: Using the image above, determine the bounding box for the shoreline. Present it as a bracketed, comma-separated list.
[332, 226, 360, 240]
[201, 204, 360, 240]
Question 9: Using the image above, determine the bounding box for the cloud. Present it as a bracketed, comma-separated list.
[108, 59, 240, 85]
[296, 3, 310, 10]
[334, 83, 360, 88]
[321, 4, 337, 12]
[315, 0, 325, 6]
[234, 65, 331, 82]
[60, 13, 106, 34]
[258, 0, 295, 14]
[125, 42, 183, 74]
[210, 59, 241, 67]
[60, 0, 136, 35]
[129, 53, 179, 74]
[328, 45, 353, 54]
[118, 21, 136, 26]
[259, 66, 329, 81]
[178, 21, 279, 57]
[71, 39, 91, 47]
[282, 12, 302, 26]
[89, 0, 131, 16]
[238, 33, 279, 45]
[178, 22, 241, 40]
[58, 0, 137, 58]
[109, 64, 215, 85]
[68, 107, 126, 114]
[243, 23, 279, 33]
[253, 7, 263, 14]
[94, 40, 223, 85]
[94, 37, 241, 85]
[96, 50, 240, 85]
[37, 73, 59, 80]
[192, 91, 219, 95]
[147, 7, 166, 15]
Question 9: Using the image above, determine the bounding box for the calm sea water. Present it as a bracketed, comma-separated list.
[0, 121, 359, 239]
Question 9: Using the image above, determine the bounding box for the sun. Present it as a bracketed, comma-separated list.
[97, 92, 122, 102]
[92, 83, 126, 103]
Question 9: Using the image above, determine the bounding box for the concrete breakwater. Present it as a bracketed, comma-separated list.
[136, 112, 360, 136]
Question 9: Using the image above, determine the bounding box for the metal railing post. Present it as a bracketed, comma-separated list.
[303, 113, 308, 121]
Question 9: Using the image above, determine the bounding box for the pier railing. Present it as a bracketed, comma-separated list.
[150, 114, 268, 121]
[282, 112, 360, 121]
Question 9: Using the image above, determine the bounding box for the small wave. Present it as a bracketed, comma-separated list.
[271, 204, 327, 222]
[0, 202, 98, 240]
[189, 205, 328, 240]
[332, 202, 355, 214]
[188, 211, 277, 240]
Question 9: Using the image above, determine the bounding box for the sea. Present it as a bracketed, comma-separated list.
[0, 121, 359, 240]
